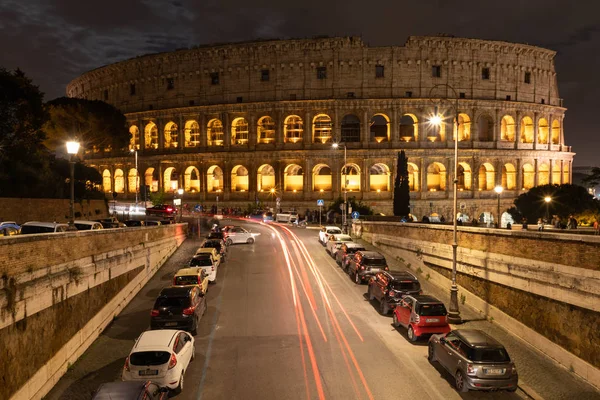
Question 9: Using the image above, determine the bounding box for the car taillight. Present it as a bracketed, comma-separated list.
[384, 266, 389, 271]
[167, 207, 173, 212]
[183, 306, 195, 315]
[466, 363, 478, 376]
[388, 290, 394, 297]
[413, 314, 420, 324]
[360, 265, 365, 270]
[511, 365, 518, 375]
[168, 354, 177, 369]
[151, 309, 159, 317]
[124, 356, 130, 372]
[198, 276, 202, 284]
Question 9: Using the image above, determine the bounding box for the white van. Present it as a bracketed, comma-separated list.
[74, 220, 104, 230]
[20, 221, 69, 234]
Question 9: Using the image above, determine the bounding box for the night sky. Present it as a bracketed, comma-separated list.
[1, 0, 598, 166]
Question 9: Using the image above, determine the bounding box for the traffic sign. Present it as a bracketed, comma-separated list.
[351, 211, 360, 219]
[317, 199, 324, 206]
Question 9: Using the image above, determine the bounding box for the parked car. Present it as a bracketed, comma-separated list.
[20, 221, 69, 234]
[224, 226, 259, 245]
[335, 242, 366, 269]
[1, 223, 20, 236]
[173, 267, 209, 294]
[346, 250, 388, 284]
[145, 220, 164, 226]
[73, 220, 104, 230]
[146, 204, 177, 218]
[262, 212, 274, 223]
[318, 226, 342, 245]
[150, 286, 207, 335]
[200, 238, 227, 261]
[392, 295, 450, 341]
[0, 221, 19, 229]
[206, 231, 226, 241]
[124, 220, 145, 227]
[325, 233, 353, 257]
[367, 270, 421, 314]
[189, 254, 219, 283]
[122, 329, 194, 393]
[195, 247, 221, 266]
[95, 217, 124, 228]
[92, 381, 168, 399]
[428, 329, 518, 393]
[275, 210, 298, 223]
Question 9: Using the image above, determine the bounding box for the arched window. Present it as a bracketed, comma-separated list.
[342, 164, 360, 191]
[341, 114, 360, 142]
[520, 116, 534, 143]
[207, 119, 224, 146]
[184, 120, 200, 147]
[144, 122, 158, 149]
[163, 167, 178, 192]
[478, 163, 495, 191]
[426, 163, 446, 191]
[537, 118, 549, 145]
[538, 164, 550, 185]
[370, 114, 389, 143]
[313, 164, 332, 191]
[231, 165, 249, 192]
[128, 168, 139, 193]
[145, 168, 159, 192]
[207, 165, 223, 192]
[102, 169, 112, 193]
[457, 163, 472, 190]
[551, 120, 560, 145]
[552, 162, 561, 184]
[400, 114, 418, 142]
[454, 113, 471, 141]
[258, 116, 276, 144]
[563, 163, 570, 184]
[284, 164, 303, 191]
[184, 166, 200, 192]
[284, 115, 303, 143]
[114, 169, 125, 193]
[477, 115, 494, 142]
[500, 116, 515, 141]
[231, 118, 249, 145]
[502, 164, 516, 190]
[163, 122, 178, 149]
[129, 126, 140, 150]
[313, 114, 332, 143]
[369, 163, 389, 191]
[522, 163, 535, 189]
[407, 163, 419, 191]
[257, 164, 275, 191]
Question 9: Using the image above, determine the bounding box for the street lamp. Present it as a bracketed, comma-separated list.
[332, 142, 348, 233]
[177, 188, 184, 222]
[544, 196, 552, 224]
[494, 186, 504, 228]
[130, 149, 139, 212]
[66, 141, 80, 230]
[428, 84, 462, 324]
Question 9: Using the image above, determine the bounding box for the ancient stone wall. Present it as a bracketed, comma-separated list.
[0, 198, 108, 224]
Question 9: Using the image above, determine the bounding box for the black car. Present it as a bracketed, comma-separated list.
[201, 239, 227, 260]
[367, 271, 421, 314]
[92, 381, 168, 399]
[146, 204, 177, 218]
[346, 250, 389, 284]
[150, 286, 207, 335]
[124, 220, 145, 227]
[206, 231, 226, 241]
[335, 242, 366, 269]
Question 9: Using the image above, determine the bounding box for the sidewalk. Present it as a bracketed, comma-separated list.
[355, 237, 600, 400]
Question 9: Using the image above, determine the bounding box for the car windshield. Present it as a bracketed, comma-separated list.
[74, 223, 92, 230]
[348, 247, 365, 254]
[21, 225, 55, 234]
[468, 347, 511, 363]
[129, 351, 171, 366]
[391, 280, 420, 291]
[204, 242, 221, 251]
[364, 258, 387, 266]
[416, 303, 446, 316]
[190, 257, 212, 267]
[155, 296, 189, 308]
[327, 229, 342, 234]
[174, 275, 199, 285]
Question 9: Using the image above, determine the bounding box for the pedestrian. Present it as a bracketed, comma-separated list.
[594, 220, 599, 235]
[506, 222, 512, 230]
[537, 218, 544, 231]
[521, 217, 528, 230]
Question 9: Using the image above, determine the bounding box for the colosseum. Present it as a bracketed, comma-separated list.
[67, 35, 574, 221]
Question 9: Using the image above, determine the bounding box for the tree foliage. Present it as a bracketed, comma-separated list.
[582, 167, 600, 187]
[327, 196, 374, 216]
[393, 150, 410, 216]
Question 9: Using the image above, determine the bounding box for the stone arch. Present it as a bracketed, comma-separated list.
[207, 119, 224, 146]
[340, 114, 361, 142]
[457, 162, 472, 190]
[145, 168, 159, 192]
[563, 163, 570, 184]
[231, 117, 249, 145]
[522, 163, 535, 189]
[520, 116, 534, 143]
[144, 122, 158, 149]
[370, 114, 389, 143]
[129, 125, 140, 150]
[257, 164, 275, 191]
[426, 162, 446, 191]
[128, 168, 139, 193]
[313, 114, 333, 143]
[500, 115, 515, 141]
[284, 164, 303, 191]
[551, 120, 560, 145]
[369, 163, 390, 191]
[184, 120, 200, 147]
[206, 165, 223, 192]
[407, 163, 419, 191]
[231, 165, 249, 192]
[399, 114, 418, 142]
[538, 163, 550, 185]
[163, 167, 178, 191]
[538, 118, 549, 144]
[257, 116, 276, 144]
[163, 121, 178, 149]
[184, 166, 200, 192]
[284, 115, 303, 143]
[342, 163, 361, 192]
[454, 113, 471, 141]
[478, 163, 495, 191]
[477, 114, 494, 142]
[102, 169, 112, 193]
[313, 164, 332, 191]
[502, 163, 517, 190]
[114, 169, 125, 193]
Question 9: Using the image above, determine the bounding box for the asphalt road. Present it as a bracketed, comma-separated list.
[46, 220, 531, 400]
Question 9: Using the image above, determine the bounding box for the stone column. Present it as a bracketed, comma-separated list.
[139, 119, 146, 151]
[276, 110, 284, 148]
[515, 112, 522, 144]
[248, 114, 257, 150]
[362, 109, 370, 146]
[304, 158, 312, 198]
[549, 159, 554, 184]
[157, 119, 164, 151]
[304, 111, 312, 146]
[391, 107, 399, 146]
[516, 159, 523, 191]
[534, 159, 539, 187]
[362, 158, 369, 193]
[493, 109, 500, 143]
[200, 114, 208, 148]
[420, 158, 428, 193]
[223, 112, 231, 149]
[533, 112, 539, 148]
[333, 108, 340, 142]
[178, 115, 184, 150]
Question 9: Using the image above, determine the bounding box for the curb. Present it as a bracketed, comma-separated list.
[518, 382, 545, 400]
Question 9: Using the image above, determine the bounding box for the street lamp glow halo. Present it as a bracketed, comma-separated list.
[331, 142, 339, 149]
[494, 186, 504, 194]
[429, 115, 443, 126]
[177, 188, 184, 195]
[544, 196, 552, 203]
[66, 141, 80, 154]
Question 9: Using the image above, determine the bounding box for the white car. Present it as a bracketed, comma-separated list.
[189, 254, 219, 282]
[326, 234, 353, 257]
[20, 221, 69, 234]
[319, 226, 342, 245]
[122, 329, 194, 393]
[225, 226, 260, 245]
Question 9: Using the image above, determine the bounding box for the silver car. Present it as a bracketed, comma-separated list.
[225, 226, 260, 245]
[428, 329, 518, 393]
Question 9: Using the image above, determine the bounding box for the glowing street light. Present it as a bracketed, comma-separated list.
[544, 196, 552, 224]
[494, 186, 504, 228]
[66, 141, 80, 230]
[177, 188, 184, 222]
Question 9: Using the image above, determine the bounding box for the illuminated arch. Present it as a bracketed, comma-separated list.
[342, 163, 361, 192]
[144, 122, 158, 149]
[163, 167, 178, 192]
[184, 166, 200, 192]
[407, 163, 419, 192]
[313, 114, 332, 143]
[284, 115, 303, 143]
[502, 163, 516, 190]
[231, 165, 249, 192]
[426, 162, 446, 191]
[551, 120, 560, 145]
[370, 114, 389, 143]
[207, 119, 224, 146]
[562, 163, 570, 184]
[145, 168, 159, 193]
[258, 116, 276, 144]
[520, 116, 534, 143]
[457, 162, 472, 190]
[522, 163, 535, 189]
[477, 114, 493, 142]
[454, 113, 471, 141]
[102, 169, 112, 193]
[369, 163, 390, 191]
[257, 164, 275, 191]
[128, 168, 139, 193]
[231, 117, 249, 145]
[538, 163, 550, 185]
[538, 118, 549, 144]
[340, 114, 361, 143]
[206, 165, 223, 192]
[129, 125, 140, 150]
[114, 169, 125, 193]
[284, 164, 303, 191]
[478, 163, 495, 191]
[163, 121, 178, 149]
[184, 120, 200, 147]
[399, 114, 418, 142]
[500, 115, 515, 141]
[312, 164, 332, 191]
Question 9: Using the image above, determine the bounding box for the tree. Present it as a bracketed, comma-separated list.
[43, 97, 129, 153]
[393, 150, 410, 217]
[582, 167, 600, 187]
[328, 196, 374, 216]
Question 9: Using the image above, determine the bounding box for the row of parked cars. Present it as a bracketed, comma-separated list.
[92, 223, 257, 398]
[318, 226, 519, 394]
[0, 218, 172, 236]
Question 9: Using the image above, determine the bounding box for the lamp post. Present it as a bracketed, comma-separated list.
[270, 188, 276, 211]
[332, 142, 348, 233]
[428, 84, 462, 324]
[494, 186, 504, 228]
[544, 196, 552, 224]
[130, 149, 139, 212]
[66, 141, 80, 230]
[178, 188, 184, 222]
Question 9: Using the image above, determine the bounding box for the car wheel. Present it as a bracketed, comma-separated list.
[354, 271, 360, 284]
[174, 373, 184, 394]
[247, 237, 254, 244]
[379, 300, 388, 315]
[226, 239, 233, 246]
[507, 387, 518, 393]
[427, 344, 436, 362]
[455, 371, 469, 393]
[407, 325, 417, 342]
[392, 313, 399, 327]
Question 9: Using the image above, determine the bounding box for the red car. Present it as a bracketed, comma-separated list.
[145, 204, 177, 217]
[393, 295, 451, 342]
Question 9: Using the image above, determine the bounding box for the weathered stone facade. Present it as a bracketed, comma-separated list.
[67, 36, 574, 217]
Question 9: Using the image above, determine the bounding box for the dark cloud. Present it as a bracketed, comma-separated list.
[0, 0, 599, 165]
